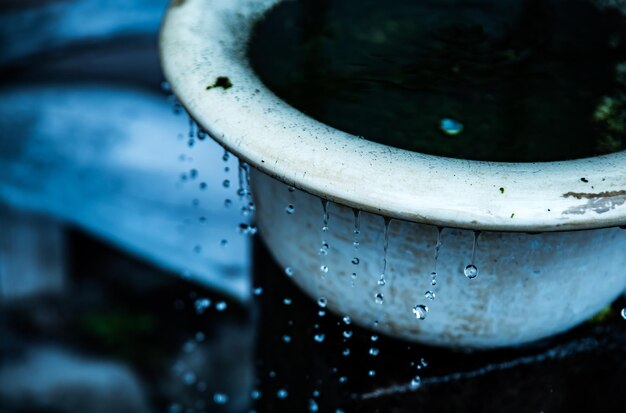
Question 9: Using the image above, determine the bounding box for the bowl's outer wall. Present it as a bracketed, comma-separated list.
[253, 170, 626, 348]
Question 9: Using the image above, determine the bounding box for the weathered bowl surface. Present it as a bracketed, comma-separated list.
[160, 0, 626, 347]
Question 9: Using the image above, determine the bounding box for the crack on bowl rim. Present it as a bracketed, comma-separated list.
[160, 0, 626, 232]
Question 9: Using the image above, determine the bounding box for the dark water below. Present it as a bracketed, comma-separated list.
[249, 0, 626, 162]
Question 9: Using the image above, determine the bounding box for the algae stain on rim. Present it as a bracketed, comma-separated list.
[159, 0, 626, 232]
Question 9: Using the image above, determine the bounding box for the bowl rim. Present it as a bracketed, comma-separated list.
[160, 0, 626, 232]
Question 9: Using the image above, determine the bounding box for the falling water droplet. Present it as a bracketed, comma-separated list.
[425, 291, 435, 300]
[284, 267, 294, 277]
[319, 241, 329, 256]
[409, 376, 422, 389]
[379, 217, 392, 287]
[283, 298, 292, 305]
[222, 179, 231, 188]
[282, 335, 291, 343]
[317, 297, 328, 308]
[320, 199, 331, 233]
[371, 335, 379, 341]
[369, 348, 380, 356]
[253, 287, 263, 296]
[412, 304, 429, 320]
[368, 370, 376, 377]
[621, 308, 626, 320]
[238, 223, 258, 236]
[314, 334, 325, 343]
[215, 301, 227, 311]
[375, 293, 384, 304]
[342, 348, 351, 356]
[194, 298, 211, 314]
[343, 315, 351, 325]
[277, 389, 288, 399]
[308, 399, 319, 412]
[224, 199, 232, 208]
[343, 330, 353, 339]
[213, 393, 229, 405]
[183, 371, 196, 385]
[464, 264, 478, 279]
[320, 265, 328, 273]
[351, 257, 360, 265]
[222, 150, 230, 162]
[465, 231, 481, 279]
[251, 390, 262, 400]
[285, 204, 295, 214]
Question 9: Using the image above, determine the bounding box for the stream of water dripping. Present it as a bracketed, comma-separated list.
[351, 209, 361, 286]
[464, 231, 481, 279]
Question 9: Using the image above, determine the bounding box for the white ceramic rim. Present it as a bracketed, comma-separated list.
[160, 0, 626, 232]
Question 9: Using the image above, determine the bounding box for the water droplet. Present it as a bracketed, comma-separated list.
[194, 298, 211, 314]
[368, 370, 376, 377]
[464, 264, 478, 279]
[425, 291, 435, 300]
[285, 204, 295, 214]
[375, 293, 384, 304]
[440, 118, 464, 135]
[465, 231, 481, 278]
[283, 298, 292, 305]
[284, 267, 294, 277]
[183, 371, 196, 385]
[222, 150, 230, 162]
[420, 358, 428, 367]
[621, 308, 626, 320]
[320, 265, 328, 273]
[224, 199, 232, 208]
[412, 304, 429, 320]
[343, 330, 353, 339]
[342, 348, 351, 356]
[251, 390, 262, 400]
[377, 275, 386, 286]
[287, 186, 296, 192]
[238, 223, 258, 236]
[371, 335, 379, 341]
[282, 335, 291, 343]
[277, 389, 288, 399]
[220, 239, 228, 247]
[215, 301, 227, 311]
[213, 393, 229, 405]
[314, 334, 325, 343]
[222, 179, 231, 188]
[369, 348, 380, 356]
[319, 242, 329, 255]
[318, 310, 326, 317]
[317, 297, 328, 307]
[409, 376, 422, 389]
[321, 199, 330, 232]
[351, 257, 360, 265]
[339, 376, 347, 383]
[253, 287, 263, 296]
[308, 399, 319, 412]
[343, 315, 351, 325]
